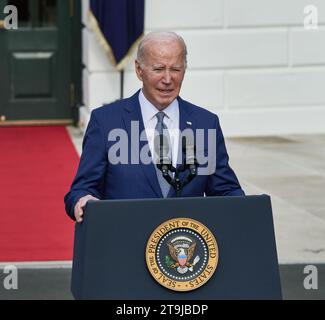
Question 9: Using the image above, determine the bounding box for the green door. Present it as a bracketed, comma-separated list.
[0, 0, 80, 124]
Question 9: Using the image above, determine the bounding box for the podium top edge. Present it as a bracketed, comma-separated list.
[87, 194, 270, 205]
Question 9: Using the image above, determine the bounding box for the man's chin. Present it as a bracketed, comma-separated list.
[157, 93, 178, 105]
[157, 98, 175, 109]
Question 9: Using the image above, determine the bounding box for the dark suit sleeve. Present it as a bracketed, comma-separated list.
[64, 110, 107, 220]
[205, 115, 245, 197]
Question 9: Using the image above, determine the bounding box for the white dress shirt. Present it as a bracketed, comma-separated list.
[138, 90, 180, 168]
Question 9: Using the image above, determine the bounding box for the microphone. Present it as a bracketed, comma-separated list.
[182, 136, 197, 175]
[154, 134, 171, 168]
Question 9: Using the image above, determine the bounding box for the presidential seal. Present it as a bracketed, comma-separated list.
[145, 218, 218, 292]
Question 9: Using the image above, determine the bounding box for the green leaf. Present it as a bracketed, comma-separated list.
[165, 255, 174, 268]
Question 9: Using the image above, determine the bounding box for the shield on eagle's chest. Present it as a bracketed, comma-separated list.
[177, 254, 187, 267]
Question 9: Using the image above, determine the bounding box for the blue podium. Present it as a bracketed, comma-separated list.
[71, 195, 282, 299]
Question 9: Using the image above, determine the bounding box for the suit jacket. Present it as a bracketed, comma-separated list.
[64, 90, 244, 220]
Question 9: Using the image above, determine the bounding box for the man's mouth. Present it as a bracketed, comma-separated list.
[157, 89, 174, 94]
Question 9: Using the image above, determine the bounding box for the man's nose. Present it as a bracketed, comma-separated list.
[162, 70, 172, 84]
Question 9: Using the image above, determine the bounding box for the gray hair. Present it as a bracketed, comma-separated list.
[136, 31, 188, 68]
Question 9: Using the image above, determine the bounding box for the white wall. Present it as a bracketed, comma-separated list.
[81, 0, 325, 136]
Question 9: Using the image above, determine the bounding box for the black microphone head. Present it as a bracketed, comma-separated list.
[182, 136, 187, 152]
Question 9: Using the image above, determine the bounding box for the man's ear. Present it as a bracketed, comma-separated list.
[135, 60, 143, 81]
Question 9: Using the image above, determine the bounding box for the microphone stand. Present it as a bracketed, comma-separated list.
[156, 139, 198, 197]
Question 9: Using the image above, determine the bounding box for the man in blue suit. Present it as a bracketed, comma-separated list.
[65, 31, 244, 222]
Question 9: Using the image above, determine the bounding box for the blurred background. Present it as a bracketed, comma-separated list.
[0, 0, 324, 299]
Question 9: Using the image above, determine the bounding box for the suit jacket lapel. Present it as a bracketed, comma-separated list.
[122, 91, 163, 197]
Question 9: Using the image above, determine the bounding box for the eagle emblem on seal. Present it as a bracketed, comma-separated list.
[165, 236, 200, 274]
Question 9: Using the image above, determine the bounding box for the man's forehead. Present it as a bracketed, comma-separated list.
[140, 40, 185, 66]
[146, 46, 184, 62]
